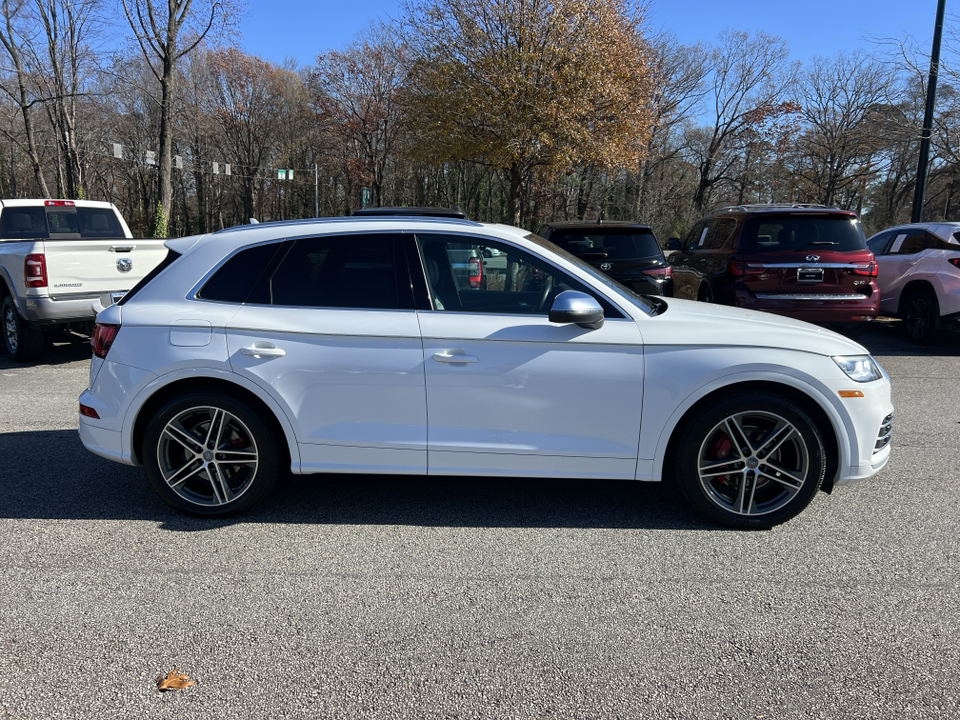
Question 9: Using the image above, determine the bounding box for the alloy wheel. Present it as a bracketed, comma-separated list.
[156, 405, 259, 507]
[696, 409, 810, 518]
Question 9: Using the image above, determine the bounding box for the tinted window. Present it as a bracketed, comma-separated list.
[702, 218, 737, 250]
[890, 231, 927, 255]
[198, 242, 285, 303]
[683, 220, 708, 252]
[77, 207, 125, 237]
[269, 234, 409, 310]
[1, 205, 124, 239]
[739, 214, 866, 252]
[867, 230, 895, 255]
[547, 228, 662, 261]
[417, 233, 623, 317]
[1, 207, 47, 238]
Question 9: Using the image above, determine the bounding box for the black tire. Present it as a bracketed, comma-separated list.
[902, 288, 941, 345]
[2, 296, 46, 362]
[697, 284, 714, 303]
[142, 392, 281, 517]
[673, 392, 826, 529]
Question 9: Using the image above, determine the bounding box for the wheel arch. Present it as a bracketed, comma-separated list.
[896, 279, 938, 317]
[130, 375, 295, 471]
[659, 379, 841, 494]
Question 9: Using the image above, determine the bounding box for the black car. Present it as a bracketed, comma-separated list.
[538, 221, 673, 296]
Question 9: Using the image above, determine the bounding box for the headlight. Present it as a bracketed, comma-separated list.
[832, 355, 883, 383]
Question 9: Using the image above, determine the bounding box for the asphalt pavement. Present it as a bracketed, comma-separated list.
[0, 324, 958, 719]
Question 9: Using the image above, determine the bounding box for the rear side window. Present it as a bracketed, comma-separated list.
[268, 234, 412, 310]
[198, 242, 286, 304]
[547, 228, 662, 260]
[739, 214, 866, 253]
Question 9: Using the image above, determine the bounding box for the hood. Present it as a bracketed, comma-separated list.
[640, 297, 869, 357]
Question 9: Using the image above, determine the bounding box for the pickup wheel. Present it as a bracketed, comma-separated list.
[2, 297, 46, 362]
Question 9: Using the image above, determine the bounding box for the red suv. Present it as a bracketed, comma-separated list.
[666, 204, 879, 324]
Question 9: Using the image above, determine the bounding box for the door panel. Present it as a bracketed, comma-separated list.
[418, 312, 644, 479]
[226, 306, 427, 473]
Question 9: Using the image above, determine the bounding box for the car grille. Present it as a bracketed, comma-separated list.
[875, 413, 894, 454]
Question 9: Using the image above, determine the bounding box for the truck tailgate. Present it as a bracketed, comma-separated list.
[42, 239, 167, 296]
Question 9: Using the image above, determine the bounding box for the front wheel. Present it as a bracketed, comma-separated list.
[142, 392, 281, 517]
[2, 297, 46, 362]
[673, 393, 826, 529]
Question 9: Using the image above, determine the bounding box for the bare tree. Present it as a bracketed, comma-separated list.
[790, 52, 899, 207]
[0, 0, 50, 195]
[312, 25, 409, 210]
[121, 0, 229, 234]
[688, 29, 796, 211]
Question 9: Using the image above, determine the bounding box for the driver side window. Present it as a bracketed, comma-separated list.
[416, 234, 595, 316]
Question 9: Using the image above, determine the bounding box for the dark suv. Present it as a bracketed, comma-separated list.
[538, 221, 673, 296]
[666, 204, 879, 323]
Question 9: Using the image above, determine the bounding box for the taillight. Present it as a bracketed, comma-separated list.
[642, 266, 672, 279]
[853, 261, 878, 278]
[91, 323, 120, 359]
[949, 257, 960, 269]
[727, 260, 764, 276]
[79, 404, 100, 419]
[25, 253, 47, 287]
[468, 256, 483, 288]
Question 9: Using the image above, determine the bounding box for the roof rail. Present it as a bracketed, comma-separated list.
[714, 203, 841, 213]
[352, 206, 470, 220]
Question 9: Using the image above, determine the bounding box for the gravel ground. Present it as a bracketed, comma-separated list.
[1, 324, 958, 720]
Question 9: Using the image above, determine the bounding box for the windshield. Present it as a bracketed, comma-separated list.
[740, 214, 866, 253]
[547, 228, 662, 260]
[525, 232, 659, 315]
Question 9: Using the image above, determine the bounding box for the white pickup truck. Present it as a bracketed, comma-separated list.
[0, 199, 167, 361]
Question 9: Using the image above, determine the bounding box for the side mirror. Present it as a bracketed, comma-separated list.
[549, 290, 604, 329]
[667, 237, 681, 251]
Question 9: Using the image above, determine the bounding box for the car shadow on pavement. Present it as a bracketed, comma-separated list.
[840, 320, 960, 357]
[0, 332, 93, 369]
[0, 429, 717, 531]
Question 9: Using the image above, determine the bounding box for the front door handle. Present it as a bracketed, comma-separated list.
[241, 342, 286, 358]
[433, 350, 478, 364]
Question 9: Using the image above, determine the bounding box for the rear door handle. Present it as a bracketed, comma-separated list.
[433, 350, 478, 364]
[241, 342, 286, 358]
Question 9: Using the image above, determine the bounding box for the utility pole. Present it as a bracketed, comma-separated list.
[912, 0, 947, 223]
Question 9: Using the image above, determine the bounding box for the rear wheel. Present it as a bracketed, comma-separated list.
[697, 284, 714, 303]
[674, 392, 826, 529]
[902, 288, 941, 344]
[143, 392, 281, 517]
[2, 297, 46, 362]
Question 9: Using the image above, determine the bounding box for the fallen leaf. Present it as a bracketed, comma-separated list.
[156, 667, 196, 691]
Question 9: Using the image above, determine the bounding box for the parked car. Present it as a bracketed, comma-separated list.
[866, 222, 960, 343]
[0, 198, 167, 361]
[78, 214, 894, 529]
[666, 204, 879, 324]
[538, 221, 672, 296]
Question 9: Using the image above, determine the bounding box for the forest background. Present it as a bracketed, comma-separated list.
[1, 0, 957, 242]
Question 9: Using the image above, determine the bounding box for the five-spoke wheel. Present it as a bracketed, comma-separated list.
[675, 393, 825, 528]
[143, 393, 280, 516]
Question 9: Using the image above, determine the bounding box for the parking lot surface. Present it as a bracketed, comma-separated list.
[1, 324, 958, 719]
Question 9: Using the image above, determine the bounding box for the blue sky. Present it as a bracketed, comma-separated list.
[238, 0, 950, 68]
